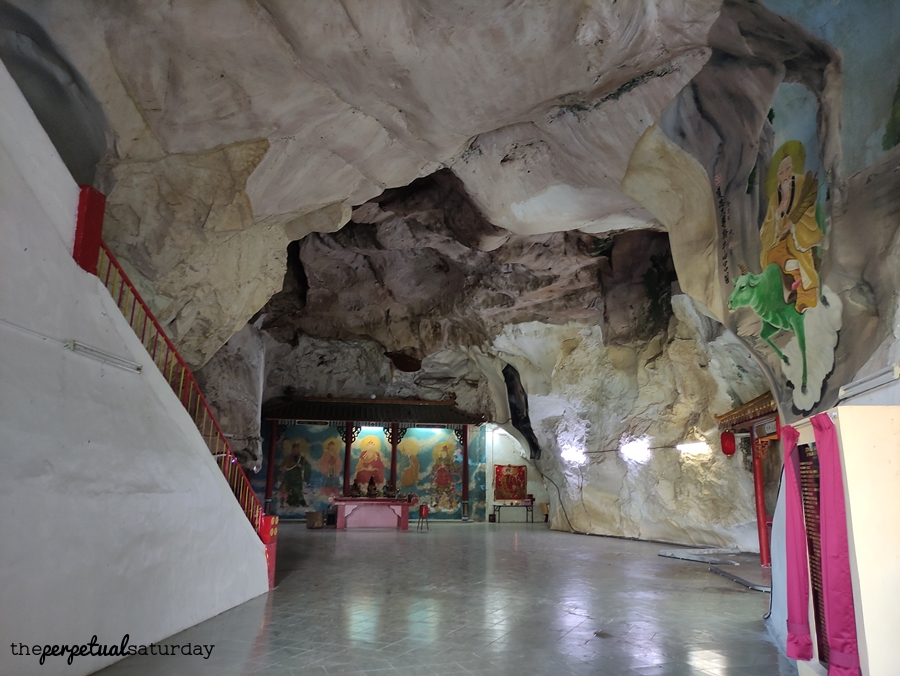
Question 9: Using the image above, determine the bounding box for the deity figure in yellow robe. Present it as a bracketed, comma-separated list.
[318, 436, 343, 494]
[398, 437, 420, 488]
[759, 141, 823, 313]
[354, 435, 385, 486]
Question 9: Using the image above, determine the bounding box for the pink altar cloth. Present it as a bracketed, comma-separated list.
[334, 498, 410, 530]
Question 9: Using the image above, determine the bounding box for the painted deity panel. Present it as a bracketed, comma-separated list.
[396, 428, 463, 519]
[255, 424, 348, 517]
[725, 84, 842, 418]
[255, 424, 486, 520]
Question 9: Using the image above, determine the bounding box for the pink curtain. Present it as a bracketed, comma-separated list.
[811, 413, 861, 676]
[782, 424, 813, 660]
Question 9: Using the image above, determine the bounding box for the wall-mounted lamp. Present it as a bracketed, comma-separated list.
[66, 340, 142, 373]
[560, 444, 587, 465]
[619, 436, 651, 464]
[676, 441, 710, 455]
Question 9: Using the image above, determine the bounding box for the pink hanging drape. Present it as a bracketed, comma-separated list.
[811, 413, 861, 676]
[782, 424, 813, 661]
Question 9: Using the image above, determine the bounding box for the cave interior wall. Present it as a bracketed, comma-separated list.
[5, 0, 900, 549]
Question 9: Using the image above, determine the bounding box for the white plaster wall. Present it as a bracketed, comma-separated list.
[790, 406, 900, 676]
[0, 61, 268, 676]
[0, 53, 79, 250]
[766, 470, 788, 654]
[834, 406, 900, 676]
[485, 424, 551, 523]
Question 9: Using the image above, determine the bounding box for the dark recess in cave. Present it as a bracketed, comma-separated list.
[502, 363, 543, 460]
[368, 168, 506, 250]
[286, 240, 309, 307]
[385, 349, 422, 372]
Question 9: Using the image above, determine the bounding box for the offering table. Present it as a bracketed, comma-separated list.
[334, 498, 410, 530]
[492, 499, 534, 523]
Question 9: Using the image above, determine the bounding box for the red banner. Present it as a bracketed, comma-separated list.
[494, 464, 526, 500]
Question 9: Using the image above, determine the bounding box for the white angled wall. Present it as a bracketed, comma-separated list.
[791, 406, 900, 676]
[485, 424, 551, 521]
[0, 61, 268, 676]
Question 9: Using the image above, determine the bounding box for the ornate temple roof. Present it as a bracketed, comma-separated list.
[261, 396, 485, 428]
[715, 392, 778, 430]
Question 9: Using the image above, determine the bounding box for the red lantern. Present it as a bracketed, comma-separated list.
[720, 430, 736, 456]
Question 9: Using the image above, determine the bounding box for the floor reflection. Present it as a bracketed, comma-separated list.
[97, 523, 797, 676]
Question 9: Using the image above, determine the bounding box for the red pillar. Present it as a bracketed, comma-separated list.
[461, 425, 469, 520]
[264, 420, 278, 514]
[260, 515, 278, 589]
[342, 421, 353, 497]
[73, 186, 105, 274]
[389, 422, 398, 488]
[751, 427, 772, 567]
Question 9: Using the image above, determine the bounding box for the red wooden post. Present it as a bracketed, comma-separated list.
[265, 419, 278, 514]
[342, 421, 353, 497]
[390, 422, 399, 488]
[751, 426, 772, 567]
[73, 186, 105, 274]
[461, 425, 469, 520]
[260, 515, 278, 589]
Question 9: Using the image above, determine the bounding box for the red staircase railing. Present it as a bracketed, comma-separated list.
[96, 241, 263, 538]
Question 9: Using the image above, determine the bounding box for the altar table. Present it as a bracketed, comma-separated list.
[334, 498, 410, 530]
[493, 499, 534, 523]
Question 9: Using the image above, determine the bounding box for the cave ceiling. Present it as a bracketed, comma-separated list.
[262, 170, 674, 359]
[6, 0, 900, 423]
[7, 0, 720, 363]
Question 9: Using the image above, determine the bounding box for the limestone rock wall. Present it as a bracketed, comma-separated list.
[101, 141, 289, 366]
[620, 0, 899, 418]
[195, 322, 267, 469]
[835, 144, 900, 381]
[263, 333, 498, 427]
[521, 297, 768, 547]
[11, 0, 900, 549]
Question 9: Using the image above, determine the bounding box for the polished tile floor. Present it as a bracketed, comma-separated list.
[97, 523, 796, 676]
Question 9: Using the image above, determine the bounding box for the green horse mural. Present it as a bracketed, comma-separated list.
[728, 263, 808, 394]
[726, 139, 840, 410]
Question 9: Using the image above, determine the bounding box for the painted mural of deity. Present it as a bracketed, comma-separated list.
[494, 464, 527, 501]
[398, 436, 420, 488]
[759, 141, 823, 313]
[354, 434, 386, 486]
[318, 435, 343, 496]
[429, 439, 461, 512]
[277, 438, 312, 508]
[729, 138, 842, 414]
